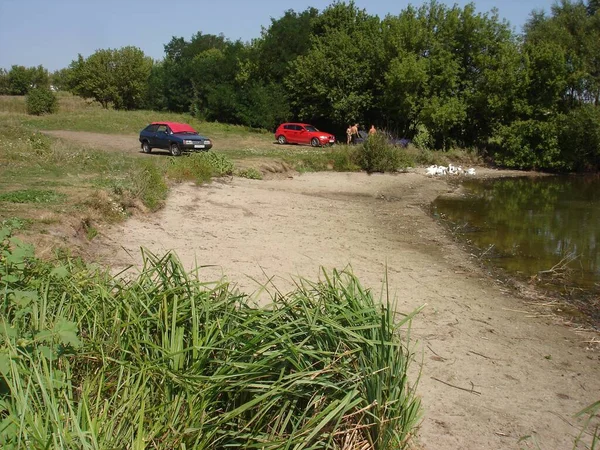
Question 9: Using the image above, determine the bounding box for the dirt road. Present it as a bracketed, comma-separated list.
[95, 171, 599, 449]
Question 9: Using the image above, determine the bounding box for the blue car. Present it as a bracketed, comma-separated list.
[139, 121, 213, 156]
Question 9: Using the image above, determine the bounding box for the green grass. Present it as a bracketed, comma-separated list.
[0, 116, 170, 230]
[0, 228, 423, 449]
[0, 189, 66, 204]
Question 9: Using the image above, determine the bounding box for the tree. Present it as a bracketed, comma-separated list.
[285, 2, 384, 128]
[69, 47, 152, 109]
[7, 65, 49, 95]
[0, 69, 8, 95]
[256, 8, 319, 83]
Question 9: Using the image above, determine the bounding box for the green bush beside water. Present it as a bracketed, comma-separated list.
[0, 228, 422, 449]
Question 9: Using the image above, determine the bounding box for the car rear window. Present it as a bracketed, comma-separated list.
[284, 124, 293, 130]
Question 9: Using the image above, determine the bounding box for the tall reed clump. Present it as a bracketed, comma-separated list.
[0, 227, 422, 449]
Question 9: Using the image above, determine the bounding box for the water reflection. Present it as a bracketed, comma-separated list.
[431, 175, 600, 293]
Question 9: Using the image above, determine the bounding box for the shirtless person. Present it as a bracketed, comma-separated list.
[350, 123, 359, 144]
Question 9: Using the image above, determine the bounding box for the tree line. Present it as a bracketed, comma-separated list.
[1, 0, 599, 172]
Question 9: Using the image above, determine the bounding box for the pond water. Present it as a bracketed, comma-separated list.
[431, 175, 600, 296]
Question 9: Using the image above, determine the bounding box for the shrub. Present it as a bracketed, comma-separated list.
[166, 153, 213, 185]
[237, 167, 263, 179]
[202, 151, 235, 176]
[25, 87, 58, 115]
[492, 119, 565, 171]
[356, 132, 403, 173]
[557, 105, 600, 171]
[166, 152, 234, 184]
[412, 123, 434, 150]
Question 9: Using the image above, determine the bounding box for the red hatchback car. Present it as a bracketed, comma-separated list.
[275, 123, 335, 147]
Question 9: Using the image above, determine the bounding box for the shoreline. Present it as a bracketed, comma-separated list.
[94, 169, 599, 449]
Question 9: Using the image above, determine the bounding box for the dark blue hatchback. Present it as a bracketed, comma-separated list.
[139, 122, 213, 156]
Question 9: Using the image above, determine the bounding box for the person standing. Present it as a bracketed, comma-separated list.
[351, 123, 359, 144]
[369, 125, 376, 135]
[346, 125, 352, 145]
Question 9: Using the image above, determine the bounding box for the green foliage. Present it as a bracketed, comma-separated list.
[0, 217, 30, 231]
[330, 146, 361, 171]
[202, 151, 235, 176]
[0, 69, 9, 95]
[166, 153, 213, 184]
[28, 0, 600, 171]
[0, 189, 65, 204]
[0, 230, 422, 449]
[412, 123, 434, 151]
[7, 65, 49, 95]
[356, 133, 404, 173]
[257, 8, 319, 83]
[68, 47, 152, 109]
[557, 105, 600, 171]
[133, 160, 168, 211]
[285, 2, 383, 124]
[25, 87, 58, 115]
[237, 167, 263, 179]
[492, 119, 565, 170]
[166, 152, 234, 185]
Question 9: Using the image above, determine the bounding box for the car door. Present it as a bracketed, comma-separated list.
[144, 124, 158, 147]
[283, 124, 295, 143]
[154, 124, 169, 149]
[297, 125, 310, 145]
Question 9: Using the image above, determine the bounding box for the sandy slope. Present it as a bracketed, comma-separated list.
[96, 171, 599, 449]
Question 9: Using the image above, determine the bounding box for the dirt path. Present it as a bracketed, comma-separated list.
[94, 171, 599, 449]
[43, 130, 144, 154]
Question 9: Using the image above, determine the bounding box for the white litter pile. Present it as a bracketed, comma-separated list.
[425, 164, 476, 176]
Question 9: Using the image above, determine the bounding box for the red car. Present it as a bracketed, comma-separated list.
[275, 123, 335, 147]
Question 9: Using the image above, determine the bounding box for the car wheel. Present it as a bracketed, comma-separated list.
[311, 138, 320, 147]
[277, 135, 287, 145]
[142, 141, 152, 153]
[170, 143, 181, 156]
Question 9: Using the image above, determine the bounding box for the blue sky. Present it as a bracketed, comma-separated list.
[0, 0, 557, 72]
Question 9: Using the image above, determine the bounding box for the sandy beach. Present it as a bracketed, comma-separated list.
[95, 170, 599, 449]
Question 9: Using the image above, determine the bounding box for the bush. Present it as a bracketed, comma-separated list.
[492, 119, 565, 171]
[166, 152, 235, 185]
[356, 132, 404, 173]
[202, 151, 235, 176]
[557, 105, 600, 171]
[25, 87, 58, 115]
[237, 167, 263, 179]
[412, 124, 434, 151]
[166, 153, 213, 184]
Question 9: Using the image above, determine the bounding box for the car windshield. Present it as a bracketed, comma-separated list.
[304, 125, 318, 132]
